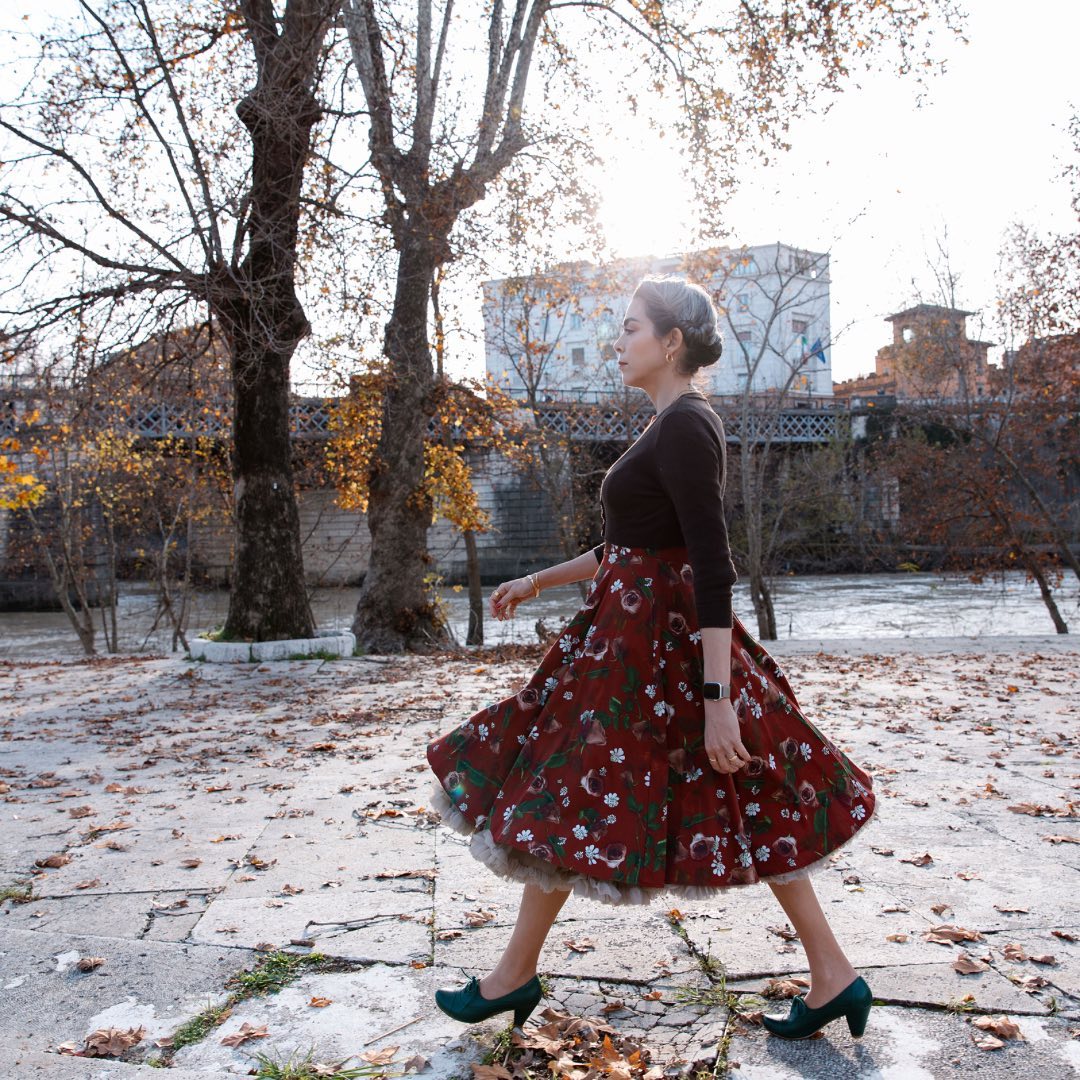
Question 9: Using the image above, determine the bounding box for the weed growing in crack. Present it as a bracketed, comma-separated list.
[155, 951, 332, 1066]
[0, 880, 35, 905]
[253, 1048, 381, 1079]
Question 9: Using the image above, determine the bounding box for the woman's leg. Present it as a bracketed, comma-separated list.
[479, 882, 573, 998]
[767, 876, 859, 1007]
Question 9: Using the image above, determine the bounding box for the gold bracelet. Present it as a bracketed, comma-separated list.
[528, 572, 541, 597]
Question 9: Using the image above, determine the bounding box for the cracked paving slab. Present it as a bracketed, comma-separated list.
[0, 638, 1077, 1075]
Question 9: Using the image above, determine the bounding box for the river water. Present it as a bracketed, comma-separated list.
[0, 569, 1074, 659]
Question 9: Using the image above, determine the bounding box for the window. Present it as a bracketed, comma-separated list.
[736, 293, 749, 312]
[902, 326, 915, 343]
[570, 312, 584, 330]
[792, 318, 809, 336]
[736, 329, 753, 355]
[571, 347, 585, 369]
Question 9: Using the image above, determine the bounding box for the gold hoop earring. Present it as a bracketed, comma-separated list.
[665, 353, 673, 364]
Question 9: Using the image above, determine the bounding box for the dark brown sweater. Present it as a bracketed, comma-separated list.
[591, 391, 738, 628]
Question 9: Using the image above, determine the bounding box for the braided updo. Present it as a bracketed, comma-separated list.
[632, 276, 723, 376]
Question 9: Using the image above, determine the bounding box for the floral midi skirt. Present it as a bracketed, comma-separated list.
[426, 544, 877, 906]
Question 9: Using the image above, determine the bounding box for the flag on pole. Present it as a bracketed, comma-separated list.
[810, 338, 827, 364]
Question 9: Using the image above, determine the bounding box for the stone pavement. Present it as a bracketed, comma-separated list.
[0, 633, 1077, 1078]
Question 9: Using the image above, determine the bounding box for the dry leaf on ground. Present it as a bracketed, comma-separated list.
[220, 1022, 269, 1048]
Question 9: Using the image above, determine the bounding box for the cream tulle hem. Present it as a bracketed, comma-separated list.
[428, 782, 882, 908]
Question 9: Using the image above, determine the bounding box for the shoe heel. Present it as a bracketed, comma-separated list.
[513, 986, 542, 1028]
[846, 998, 871, 1037]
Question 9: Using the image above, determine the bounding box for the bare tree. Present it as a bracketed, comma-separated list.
[342, 0, 965, 651]
[0, 0, 347, 642]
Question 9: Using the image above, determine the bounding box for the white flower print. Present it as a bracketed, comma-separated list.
[559, 635, 574, 653]
[851, 804, 866, 820]
[604, 792, 620, 807]
[572, 824, 588, 840]
[503, 804, 516, 821]
[665, 641, 674, 652]
[644, 771, 651, 787]
[800, 742, 812, 760]
[574, 851, 583, 859]
[745, 802, 760, 817]
[658, 658, 666, 668]
[854, 780, 868, 797]
[608, 551, 617, 563]
[528, 725, 539, 739]
[585, 625, 596, 640]
[606, 813, 617, 824]
[611, 578, 623, 591]
[792, 811, 801, 822]
[689, 630, 701, 644]
[563, 691, 574, 700]
[661, 804, 668, 820]
[516, 829, 534, 842]
[755, 845, 771, 862]
[739, 851, 753, 868]
[749, 699, 763, 720]
[584, 844, 601, 865]
[774, 663, 784, 679]
[678, 681, 687, 692]
[545, 676, 559, 692]
[653, 701, 667, 717]
[711, 855, 726, 877]
[517, 734, 526, 744]
[610, 747, 626, 763]
[599, 766, 607, 776]
[559, 786, 568, 796]
[478, 723, 489, 740]
[562, 797, 570, 807]
[781, 808, 790, 818]
[686, 767, 703, 782]
[768, 754, 777, 770]
[644, 684, 657, 699]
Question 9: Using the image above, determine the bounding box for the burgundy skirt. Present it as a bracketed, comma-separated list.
[426, 544, 877, 905]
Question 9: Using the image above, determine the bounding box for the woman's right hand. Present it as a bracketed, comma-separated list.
[490, 577, 536, 621]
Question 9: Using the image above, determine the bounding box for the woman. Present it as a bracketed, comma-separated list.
[426, 276, 876, 1041]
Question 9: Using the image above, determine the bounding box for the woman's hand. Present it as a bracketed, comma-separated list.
[490, 577, 536, 621]
[703, 698, 751, 774]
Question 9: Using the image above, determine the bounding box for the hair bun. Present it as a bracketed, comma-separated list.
[632, 276, 723, 375]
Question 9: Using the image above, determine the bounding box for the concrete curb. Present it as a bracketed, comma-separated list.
[188, 630, 356, 663]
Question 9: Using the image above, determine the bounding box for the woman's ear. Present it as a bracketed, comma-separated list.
[665, 327, 684, 355]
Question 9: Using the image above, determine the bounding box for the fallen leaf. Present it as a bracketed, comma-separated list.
[77, 956, 105, 972]
[886, 933, 909, 943]
[953, 952, 990, 974]
[68, 806, 95, 819]
[35, 853, 71, 869]
[402, 1053, 430, 1073]
[564, 937, 596, 952]
[1052, 930, 1077, 943]
[956, 870, 979, 881]
[762, 977, 810, 999]
[309, 996, 332, 1008]
[1029, 954, 1057, 966]
[1042, 834, 1080, 844]
[470, 1065, 512, 1080]
[973, 1015, 1024, 1040]
[1018, 974, 1050, 991]
[900, 852, 933, 866]
[84, 1026, 145, 1057]
[361, 1045, 399, 1065]
[972, 1032, 1005, 1050]
[1003, 943, 1028, 961]
[766, 923, 800, 941]
[74, 878, 101, 890]
[924, 924, 984, 945]
[871, 846, 895, 856]
[220, 1022, 269, 1048]
[993, 905, 1029, 914]
[930, 903, 952, 916]
[180, 858, 202, 869]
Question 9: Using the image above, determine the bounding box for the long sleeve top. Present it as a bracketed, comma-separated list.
[590, 391, 738, 628]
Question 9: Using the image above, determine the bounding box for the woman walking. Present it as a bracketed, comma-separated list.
[426, 277, 877, 1041]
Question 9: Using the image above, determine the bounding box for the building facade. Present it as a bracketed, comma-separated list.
[482, 242, 833, 403]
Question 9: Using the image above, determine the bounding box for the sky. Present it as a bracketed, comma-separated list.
[1, 3, 1077, 389]
[589, 1, 1079, 382]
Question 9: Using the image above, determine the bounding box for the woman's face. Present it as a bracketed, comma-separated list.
[612, 296, 678, 391]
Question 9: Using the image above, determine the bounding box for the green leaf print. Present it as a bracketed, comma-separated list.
[459, 759, 497, 790]
[814, 805, 828, 837]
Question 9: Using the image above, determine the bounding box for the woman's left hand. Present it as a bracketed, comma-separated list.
[703, 698, 750, 774]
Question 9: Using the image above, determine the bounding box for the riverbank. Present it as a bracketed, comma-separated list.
[0, 635, 1077, 1078]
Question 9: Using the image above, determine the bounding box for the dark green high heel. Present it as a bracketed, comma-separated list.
[762, 975, 872, 1040]
[434, 972, 543, 1028]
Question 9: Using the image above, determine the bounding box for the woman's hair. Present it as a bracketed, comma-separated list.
[632, 275, 723, 376]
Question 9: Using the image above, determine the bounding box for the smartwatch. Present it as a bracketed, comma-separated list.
[702, 681, 731, 700]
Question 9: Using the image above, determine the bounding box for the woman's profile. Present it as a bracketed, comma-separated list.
[426, 275, 877, 1041]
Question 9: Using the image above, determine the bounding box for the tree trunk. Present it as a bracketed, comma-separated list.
[464, 527, 483, 646]
[216, 16, 328, 643]
[352, 238, 448, 652]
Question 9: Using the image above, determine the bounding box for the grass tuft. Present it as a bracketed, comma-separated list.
[0, 881, 35, 905]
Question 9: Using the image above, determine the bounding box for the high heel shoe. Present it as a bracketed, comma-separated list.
[761, 975, 872, 1040]
[434, 971, 543, 1028]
